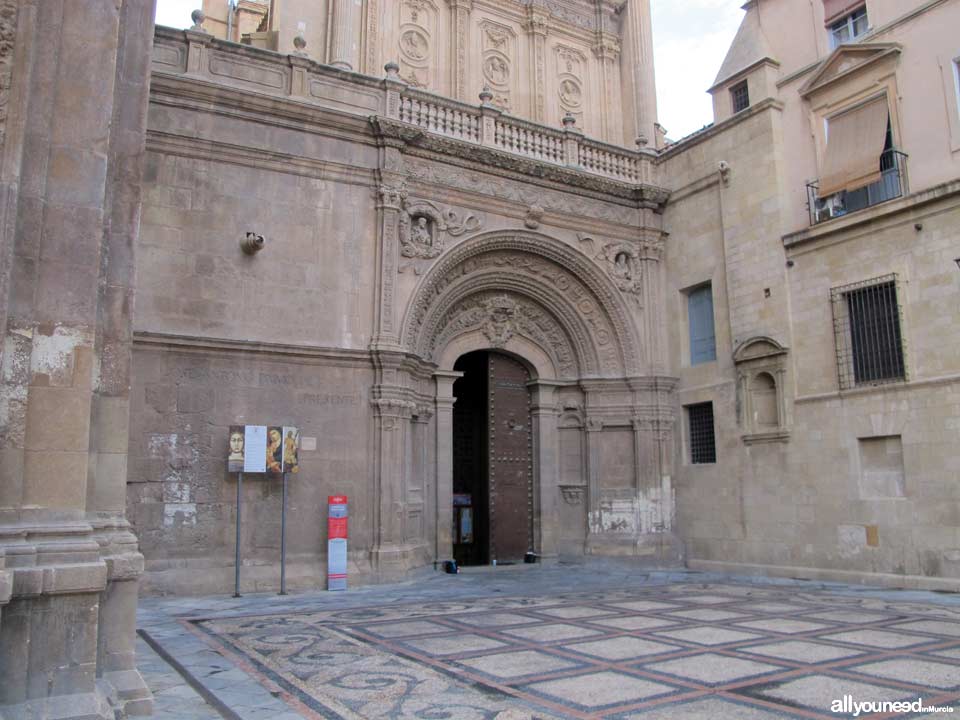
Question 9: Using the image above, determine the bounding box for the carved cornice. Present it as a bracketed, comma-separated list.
[369, 116, 670, 210]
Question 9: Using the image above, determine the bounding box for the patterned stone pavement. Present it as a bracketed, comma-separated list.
[138, 566, 960, 719]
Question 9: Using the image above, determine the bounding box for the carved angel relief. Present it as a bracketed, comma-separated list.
[399, 200, 482, 269]
[597, 242, 642, 297]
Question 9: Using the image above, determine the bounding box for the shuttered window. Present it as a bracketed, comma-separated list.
[688, 284, 717, 365]
[819, 96, 890, 197]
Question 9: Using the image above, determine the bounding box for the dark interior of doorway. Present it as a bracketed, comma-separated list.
[452, 351, 489, 567]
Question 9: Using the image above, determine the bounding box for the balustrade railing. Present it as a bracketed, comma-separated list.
[386, 74, 652, 185]
[398, 90, 481, 143]
[155, 30, 654, 187]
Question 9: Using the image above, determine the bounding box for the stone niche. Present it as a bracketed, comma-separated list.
[734, 337, 790, 444]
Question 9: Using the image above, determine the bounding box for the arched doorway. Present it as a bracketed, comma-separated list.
[452, 351, 533, 566]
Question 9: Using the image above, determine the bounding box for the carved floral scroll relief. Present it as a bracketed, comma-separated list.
[481, 21, 516, 112]
[399, 0, 436, 89]
[596, 242, 642, 298]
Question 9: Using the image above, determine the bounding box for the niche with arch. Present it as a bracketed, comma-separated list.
[734, 337, 790, 444]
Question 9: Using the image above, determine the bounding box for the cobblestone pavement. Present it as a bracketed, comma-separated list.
[138, 564, 960, 719]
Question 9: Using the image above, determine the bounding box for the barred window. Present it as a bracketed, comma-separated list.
[831, 275, 906, 390]
[686, 402, 716, 464]
[731, 81, 750, 113]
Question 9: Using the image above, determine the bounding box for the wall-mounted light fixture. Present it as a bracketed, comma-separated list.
[954, 257, 960, 270]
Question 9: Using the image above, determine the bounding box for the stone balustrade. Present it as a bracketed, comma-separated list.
[151, 26, 658, 187]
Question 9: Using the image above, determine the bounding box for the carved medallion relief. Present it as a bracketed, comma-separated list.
[480, 20, 516, 112]
[398, 0, 438, 89]
[554, 44, 586, 127]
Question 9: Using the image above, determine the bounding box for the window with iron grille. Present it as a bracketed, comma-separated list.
[731, 81, 750, 113]
[686, 402, 716, 464]
[830, 275, 906, 390]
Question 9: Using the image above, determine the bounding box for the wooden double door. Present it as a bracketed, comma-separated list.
[452, 351, 533, 566]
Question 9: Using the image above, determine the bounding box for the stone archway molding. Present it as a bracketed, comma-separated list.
[401, 231, 643, 379]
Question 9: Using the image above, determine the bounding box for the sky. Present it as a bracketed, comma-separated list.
[154, 0, 744, 140]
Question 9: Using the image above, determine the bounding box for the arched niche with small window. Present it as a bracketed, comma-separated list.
[734, 337, 790, 444]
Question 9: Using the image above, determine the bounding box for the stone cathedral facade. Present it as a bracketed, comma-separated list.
[0, 0, 959, 717]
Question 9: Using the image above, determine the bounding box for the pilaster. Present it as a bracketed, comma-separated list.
[530, 382, 560, 561]
[524, 7, 549, 123]
[433, 371, 462, 565]
[447, 0, 473, 102]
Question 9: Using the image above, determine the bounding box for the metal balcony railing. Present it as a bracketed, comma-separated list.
[806, 149, 908, 225]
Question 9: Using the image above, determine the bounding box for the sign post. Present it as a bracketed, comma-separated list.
[279, 472, 288, 595]
[328, 496, 348, 591]
[234, 472, 242, 598]
[226, 424, 299, 598]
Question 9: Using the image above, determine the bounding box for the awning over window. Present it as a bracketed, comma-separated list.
[823, 0, 864, 25]
[819, 96, 889, 197]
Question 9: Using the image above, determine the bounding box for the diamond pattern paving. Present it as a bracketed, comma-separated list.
[184, 581, 960, 719]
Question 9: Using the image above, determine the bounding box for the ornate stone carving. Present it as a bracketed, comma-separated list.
[524, 204, 545, 229]
[559, 78, 582, 108]
[596, 242, 642, 296]
[560, 484, 586, 505]
[378, 182, 408, 209]
[483, 55, 509, 85]
[555, 45, 586, 126]
[430, 291, 578, 376]
[480, 21, 514, 112]
[481, 295, 518, 347]
[370, 117, 672, 212]
[399, 0, 435, 90]
[400, 29, 429, 61]
[398, 198, 482, 261]
[404, 235, 640, 377]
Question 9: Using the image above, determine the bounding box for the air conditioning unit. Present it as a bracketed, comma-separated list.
[815, 193, 845, 222]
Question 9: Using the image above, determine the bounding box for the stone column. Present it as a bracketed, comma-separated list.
[0, 0, 154, 717]
[530, 382, 559, 561]
[525, 7, 549, 123]
[447, 0, 473, 101]
[433, 371, 461, 564]
[620, 0, 658, 147]
[329, 0, 362, 71]
[90, 0, 155, 713]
